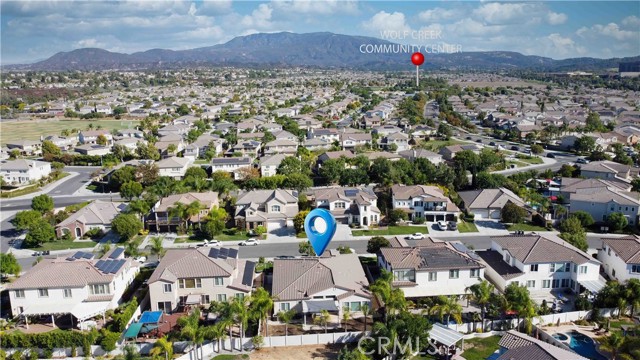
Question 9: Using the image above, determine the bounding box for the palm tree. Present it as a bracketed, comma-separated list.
[230, 295, 251, 352]
[279, 309, 296, 336]
[521, 301, 539, 335]
[617, 297, 628, 318]
[186, 201, 202, 229]
[119, 344, 141, 360]
[97, 243, 111, 258]
[127, 199, 150, 223]
[125, 241, 140, 258]
[250, 287, 274, 336]
[429, 295, 462, 324]
[149, 336, 173, 360]
[169, 202, 188, 233]
[471, 312, 482, 332]
[599, 332, 625, 360]
[625, 279, 640, 318]
[214, 301, 236, 352]
[342, 306, 352, 331]
[177, 308, 205, 360]
[149, 237, 165, 260]
[361, 303, 371, 333]
[466, 280, 495, 331]
[313, 309, 330, 333]
[205, 323, 227, 353]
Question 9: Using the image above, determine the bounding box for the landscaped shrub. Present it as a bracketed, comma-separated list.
[84, 228, 104, 240]
[108, 297, 138, 332]
[0, 329, 98, 350]
[98, 329, 120, 352]
[412, 216, 425, 225]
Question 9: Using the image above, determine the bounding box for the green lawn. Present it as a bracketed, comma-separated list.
[419, 139, 464, 151]
[507, 223, 547, 232]
[0, 118, 140, 145]
[212, 355, 248, 360]
[457, 221, 479, 233]
[461, 336, 501, 360]
[0, 184, 40, 198]
[217, 232, 251, 241]
[30, 239, 97, 251]
[352, 226, 429, 237]
[516, 155, 544, 164]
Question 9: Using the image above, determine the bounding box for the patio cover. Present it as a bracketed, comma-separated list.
[579, 279, 606, 293]
[139, 311, 163, 324]
[72, 301, 110, 321]
[185, 294, 201, 305]
[302, 299, 338, 314]
[23, 303, 74, 316]
[124, 323, 143, 339]
[428, 323, 464, 347]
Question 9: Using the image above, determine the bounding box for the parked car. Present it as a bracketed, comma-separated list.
[465, 136, 472, 140]
[197, 240, 222, 247]
[406, 233, 425, 240]
[547, 153, 556, 158]
[31, 251, 41, 257]
[576, 158, 589, 164]
[489, 142, 496, 146]
[476, 139, 482, 143]
[135, 256, 147, 263]
[436, 221, 448, 231]
[447, 221, 458, 230]
[511, 146, 520, 151]
[239, 239, 260, 246]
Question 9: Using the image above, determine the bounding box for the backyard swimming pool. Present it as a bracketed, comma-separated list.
[553, 331, 607, 360]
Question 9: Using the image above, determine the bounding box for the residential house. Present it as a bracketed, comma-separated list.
[234, 189, 298, 231]
[378, 237, 484, 298]
[559, 177, 631, 202]
[495, 330, 588, 360]
[478, 234, 603, 295]
[580, 160, 634, 182]
[117, 129, 144, 138]
[56, 200, 127, 239]
[0, 159, 52, 185]
[264, 139, 298, 155]
[78, 130, 113, 145]
[209, 157, 253, 180]
[341, 133, 371, 150]
[398, 149, 443, 165]
[317, 151, 355, 167]
[6, 250, 138, 322]
[230, 141, 261, 158]
[313, 187, 380, 226]
[308, 128, 340, 142]
[303, 138, 332, 151]
[391, 184, 460, 222]
[260, 154, 289, 177]
[43, 135, 77, 150]
[148, 192, 219, 232]
[458, 188, 526, 220]
[155, 156, 194, 179]
[439, 144, 482, 161]
[74, 144, 111, 156]
[5, 140, 41, 156]
[599, 235, 640, 282]
[148, 247, 255, 313]
[184, 134, 224, 160]
[271, 253, 371, 323]
[157, 124, 190, 137]
[570, 187, 640, 225]
[272, 130, 298, 142]
[381, 133, 410, 152]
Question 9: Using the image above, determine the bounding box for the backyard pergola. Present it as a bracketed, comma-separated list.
[428, 324, 465, 358]
[21, 302, 109, 330]
[301, 300, 339, 326]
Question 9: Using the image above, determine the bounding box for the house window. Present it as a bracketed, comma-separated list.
[216, 294, 227, 302]
[612, 269, 616, 277]
[280, 303, 290, 311]
[335, 202, 346, 209]
[527, 280, 535, 288]
[201, 295, 210, 305]
[449, 270, 459, 279]
[214, 277, 224, 286]
[393, 270, 415, 282]
[470, 269, 480, 278]
[552, 279, 560, 288]
[349, 302, 362, 312]
[38, 289, 49, 297]
[561, 279, 570, 288]
[565, 263, 571, 272]
[63, 289, 72, 298]
[579, 266, 588, 274]
[182, 278, 202, 288]
[530, 264, 538, 272]
[235, 293, 245, 300]
[271, 205, 281, 212]
[14, 290, 25, 298]
[90, 284, 110, 295]
[163, 284, 172, 293]
[631, 265, 640, 273]
[542, 280, 551, 288]
[428, 272, 437, 281]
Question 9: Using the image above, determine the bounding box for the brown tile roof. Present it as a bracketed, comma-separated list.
[570, 187, 640, 206]
[148, 247, 237, 284]
[271, 253, 370, 301]
[458, 188, 525, 210]
[57, 200, 126, 228]
[491, 234, 593, 265]
[154, 192, 219, 213]
[602, 235, 640, 263]
[498, 330, 587, 360]
[560, 177, 631, 194]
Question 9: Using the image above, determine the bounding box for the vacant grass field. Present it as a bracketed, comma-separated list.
[507, 223, 547, 232]
[0, 118, 140, 145]
[461, 336, 501, 360]
[457, 221, 479, 233]
[352, 226, 429, 236]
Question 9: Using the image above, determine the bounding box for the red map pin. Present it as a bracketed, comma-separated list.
[411, 52, 424, 86]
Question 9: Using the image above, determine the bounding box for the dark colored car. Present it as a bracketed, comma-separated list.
[489, 142, 496, 146]
[476, 139, 482, 143]
[547, 153, 556, 158]
[511, 146, 520, 151]
[466, 136, 472, 140]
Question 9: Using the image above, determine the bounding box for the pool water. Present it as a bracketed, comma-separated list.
[566, 331, 607, 360]
[552, 333, 569, 341]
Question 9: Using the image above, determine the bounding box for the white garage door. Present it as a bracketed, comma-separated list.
[490, 210, 502, 219]
[474, 210, 489, 219]
[267, 220, 286, 231]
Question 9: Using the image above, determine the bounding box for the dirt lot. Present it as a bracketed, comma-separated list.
[250, 344, 344, 360]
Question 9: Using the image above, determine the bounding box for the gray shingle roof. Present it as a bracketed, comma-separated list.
[498, 330, 587, 360]
[491, 235, 593, 265]
[148, 247, 237, 284]
[602, 235, 640, 263]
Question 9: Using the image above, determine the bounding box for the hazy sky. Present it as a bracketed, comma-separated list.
[1, 0, 639, 64]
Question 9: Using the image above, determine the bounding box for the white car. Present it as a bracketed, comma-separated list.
[135, 256, 147, 263]
[437, 221, 448, 231]
[197, 240, 221, 247]
[239, 239, 260, 246]
[406, 233, 425, 240]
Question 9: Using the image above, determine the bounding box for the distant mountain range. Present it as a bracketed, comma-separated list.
[5, 32, 639, 72]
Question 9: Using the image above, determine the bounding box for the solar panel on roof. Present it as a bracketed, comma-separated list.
[452, 242, 481, 260]
[110, 259, 126, 274]
[95, 260, 105, 269]
[82, 252, 94, 259]
[109, 247, 125, 259]
[242, 261, 256, 287]
[344, 189, 358, 197]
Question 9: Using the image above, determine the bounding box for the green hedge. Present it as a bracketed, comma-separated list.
[0, 329, 98, 350]
[108, 297, 138, 333]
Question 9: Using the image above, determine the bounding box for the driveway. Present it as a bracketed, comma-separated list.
[474, 220, 509, 235]
[426, 222, 460, 237]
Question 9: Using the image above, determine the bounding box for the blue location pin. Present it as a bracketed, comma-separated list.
[304, 208, 337, 256]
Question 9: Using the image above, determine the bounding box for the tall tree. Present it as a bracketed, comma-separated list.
[31, 194, 54, 213]
[466, 280, 495, 330]
[279, 309, 296, 337]
[149, 336, 172, 360]
[250, 287, 274, 337]
[0, 253, 21, 277]
[429, 295, 463, 324]
[177, 308, 206, 360]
